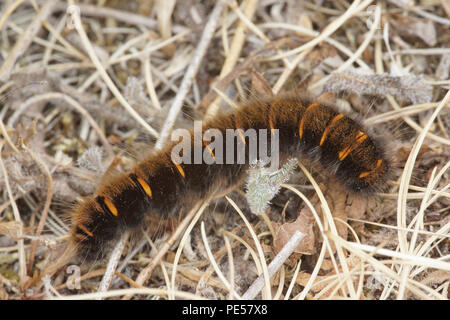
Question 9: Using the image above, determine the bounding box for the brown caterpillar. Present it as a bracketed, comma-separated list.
[70, 93, 390, 261]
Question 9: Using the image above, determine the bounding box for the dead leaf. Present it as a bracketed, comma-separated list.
[346, 194, 368, 220]
[273, 205, 315, 255]
[394, 143, 435, 163]
[296, 271, 335, 296]
[386, 14, 437, 46]
[305, 44, 338, 68]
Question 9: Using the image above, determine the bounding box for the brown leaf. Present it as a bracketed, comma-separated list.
[320, 258, 334, 272]
[386, 14, 437, 46]
[346, 194, 368, 220]
[273, 205, 315, 255]
[296, 271, 335, 296]
[394, 143, 435, 163]
[305, 44, 337, 67]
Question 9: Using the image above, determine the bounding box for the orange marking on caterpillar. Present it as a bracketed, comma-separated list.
[174, 162, 186, 178]
[320, 114, 344, 146]
[77, 224, 94, 237]
[299, 103, 319, 140]
[104, 198, 118, 216]
[136, 176, 153, 198]
[359, 159, 383, 178]
[338, 131, 367, 161]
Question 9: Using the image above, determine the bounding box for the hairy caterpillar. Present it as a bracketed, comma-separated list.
[70, 93, 390, 261]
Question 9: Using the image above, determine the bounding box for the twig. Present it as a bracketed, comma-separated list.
[117, 238, 148, 274]
[144, 54, 162, 110]
[259, 22, 371, 70]
[0, 0, 27, 30]
[410, 6, 450, 26]
[122, 201, 203, 300]
[5, 21, 80, 58]
[284, 259, 301, 300]
[55, 287, 205, 300]
[205, 0, 258, 118]
[7, 92, 114, 158]
[196, 55, 255, 112]
[155, 0, 176, 56]
[41, 19, 86, 61]
[242, 230, 305, 300]
[200, 222, 242, 299]
[69, 8, 159, 138]
[226, 196, 272, 299]
[170, 201, 209, 300]
[350, 242, 450, 271]
[155, 0, 225, 150]
[365, 102, 449, 125]
[42, 15, 69, 67]
[78, 30, 187, 92]
[396, 89, 450, 299]
[51, 1, 188, 33]
[223, 234, 235, 300]
[0, 116, 20, 154]
[386, 0, 450, 25]
[0, 0, 55, 82]
[309, 4, 381, 90]
[97, 231, 130, 299]
[392, 48, 450, 55]
[280, 182, 350, 298]
[273, 0, 374, 93]
[267, 0, 371, 61]
[298, 163, 357, 298]
[386, 95, 450, 146]
[0, 141, 26, 283]
[327, 233, 447, 300]
[21, 143, 53, 273]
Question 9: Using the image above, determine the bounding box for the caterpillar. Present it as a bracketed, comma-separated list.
[70, 93, 390, 261]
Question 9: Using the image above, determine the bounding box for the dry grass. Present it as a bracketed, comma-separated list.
[0, 0, 449, 300]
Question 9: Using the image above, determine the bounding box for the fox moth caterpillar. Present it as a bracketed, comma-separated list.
[70, 93, 389, 260]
